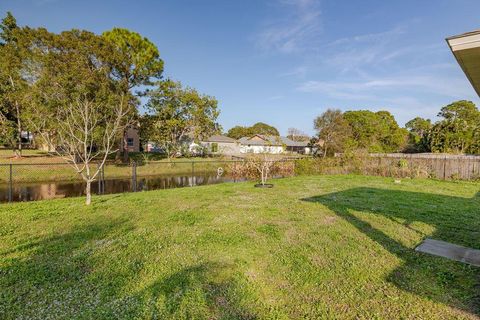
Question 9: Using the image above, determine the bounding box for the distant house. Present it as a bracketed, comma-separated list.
[125, 126, 140, 152]
[238, 134, 310, 154]
[201, 135, 240, 155]
[284, 138, 309, 153]
[143, 133, 311, 155]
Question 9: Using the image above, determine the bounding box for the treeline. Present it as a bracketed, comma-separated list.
[314, 100, 480, 156]
[0, 12, 221, 204]
[0, 12, 221, 160]
[226, 122, 279, 139]
[226, 123, 310, 142]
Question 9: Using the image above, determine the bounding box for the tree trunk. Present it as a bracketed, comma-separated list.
[115, 136, 123, 161]
[85, 180, 92, 205]
[122, 131, 129, 163]
[261, 166, 267, 185]
[15, 101, 22, 158]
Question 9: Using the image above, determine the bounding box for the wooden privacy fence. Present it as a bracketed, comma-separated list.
[369, 153, 480, 180]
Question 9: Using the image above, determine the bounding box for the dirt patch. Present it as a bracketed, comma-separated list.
[322, 215, 338, 225]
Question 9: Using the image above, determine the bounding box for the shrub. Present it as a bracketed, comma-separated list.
[228, 157, 295, 183]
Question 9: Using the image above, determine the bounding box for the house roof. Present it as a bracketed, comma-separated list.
[446, 29, 480, 97]
[204, 135, 237, 143]
[239, 134, 308, 147]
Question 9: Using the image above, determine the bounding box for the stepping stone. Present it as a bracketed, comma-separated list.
[415, 238, 480, 267]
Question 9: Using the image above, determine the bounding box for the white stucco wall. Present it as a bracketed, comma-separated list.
[202, 142, 240, 155]
[240, 145, 284, 154]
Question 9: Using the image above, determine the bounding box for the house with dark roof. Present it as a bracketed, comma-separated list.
[238, 134, 310, 154]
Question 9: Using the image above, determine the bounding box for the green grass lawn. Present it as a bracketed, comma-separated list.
[1, 175, 479, 319]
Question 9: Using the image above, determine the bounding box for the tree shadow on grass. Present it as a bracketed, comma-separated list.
[0, 217, 258, 319]
[135, 263, 258, 319]
[302, 187, 480, 316]
[0, 217, 134, 318]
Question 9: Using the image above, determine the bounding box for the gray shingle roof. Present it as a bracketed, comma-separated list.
[205, 135, 237, 143]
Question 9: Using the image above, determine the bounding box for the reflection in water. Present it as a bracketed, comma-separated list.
[0, 174, 243, 203]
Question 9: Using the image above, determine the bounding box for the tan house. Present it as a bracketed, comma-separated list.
[201, 135, 240, 155]
[447, 30, 480, 96]
[125, 126, 140, 152]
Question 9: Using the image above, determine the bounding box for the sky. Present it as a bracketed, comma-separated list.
[1, 0, 480, 135]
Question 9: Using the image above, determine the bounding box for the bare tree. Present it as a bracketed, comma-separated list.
[33, 95, 130, 205]
[287, 127, 310, 142]
[247, 153, 276, 186]
[246, 138, 284, 186]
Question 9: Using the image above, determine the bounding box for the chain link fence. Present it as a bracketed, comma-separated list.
[4, 154, 478, 204]
[0, 159, 295, 203]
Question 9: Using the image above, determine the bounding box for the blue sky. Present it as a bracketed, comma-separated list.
[1, 0, 480, 135]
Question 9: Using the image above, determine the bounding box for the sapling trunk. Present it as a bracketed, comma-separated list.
[85, 180, 91, 205]
[15, 101, 22, 158]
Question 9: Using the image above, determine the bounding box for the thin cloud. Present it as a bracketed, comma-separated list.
[327, 26, 405, 47]
[279, 66, 307, 78]
[31, 0, 60, 6]
[324, 26, 407, 72]
[297, 74, 475, 99]
[255, 0, 322, 54]
[267, 95, 285, 101]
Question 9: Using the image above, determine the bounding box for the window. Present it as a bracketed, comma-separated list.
[127, 138, 134, 147]
[211, 143, 218, 152]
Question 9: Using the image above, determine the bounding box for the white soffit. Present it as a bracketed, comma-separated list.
[446, 30, 480, 97]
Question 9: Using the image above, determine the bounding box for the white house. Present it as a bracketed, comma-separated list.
[238, 134, 310, 154]
[145, 134, 310, 155]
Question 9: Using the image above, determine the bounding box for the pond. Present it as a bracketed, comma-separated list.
[0, 173, 244, 203]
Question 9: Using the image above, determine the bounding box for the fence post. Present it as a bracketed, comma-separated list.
[97, 163, 102, 195]
[233, 160, 237, 182]
[191, 161, 195, 186]
[102, 164, 105, 194]
[443, 156, 447, 180]
[8, 164, 12, 203]
[132, 161, 137, 192]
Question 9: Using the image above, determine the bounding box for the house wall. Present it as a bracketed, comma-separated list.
[286, 146, 308, 154]
[125, 127, 140, 152]
[240, 145, 284, 154]
[203, 142, 240, 155]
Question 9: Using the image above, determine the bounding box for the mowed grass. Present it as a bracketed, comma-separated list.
[0, 175, 479, 319]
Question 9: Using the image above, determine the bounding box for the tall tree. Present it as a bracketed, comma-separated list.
[0, 12, 28, 157]
[430, 100, 480, 154]
[376, 111, 408, 152]
[27, 29, 132, 205]
[102, 28, 164, 161]
[314, 109, 351, 157]
[250, 122, 279, 136]
[226, 122, 279, 139]
[405, 117, 432, 152]
[141, 79, 220, 158]
[226, 126, 251, 139]
[343, 110, 407, 152]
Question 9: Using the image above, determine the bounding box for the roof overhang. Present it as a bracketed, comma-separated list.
[446, 30, 480, 97]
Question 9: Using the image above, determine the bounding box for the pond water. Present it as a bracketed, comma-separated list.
[0, 174, 243, 203]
